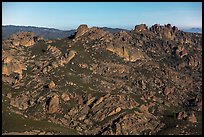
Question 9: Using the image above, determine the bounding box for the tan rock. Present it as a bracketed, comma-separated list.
[84, 118, 93, 125]
[108, 107, 121, 116]
[61, 93, 70, 102]
[51, 61, 58, 68]
[6, 92, 12, 99]
[2, 65, 9, 76]
[79, 63, 88, 69]
[12, 40, 20, 46]
[78, 115, 86, 121]
[20, 38, 35, 47]
[66, 50, 77, 62]
[163, 87, 170, 96]
[92, 96, 104, 108]
[13, 63, 23, 75]
[187, 113, 197, 123]
[88, 27, 107, 40]
[86, 97, 96, 106]
[46, 94, 60, 113]
[48, 81, 56, 89]
[3, 55, 13, 63]
[139, 105, 149, 113]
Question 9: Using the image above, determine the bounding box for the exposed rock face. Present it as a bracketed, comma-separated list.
[9, 32, 42, 47]
[88, 27, 107, 40]
[2, 52, 27, 83]
[134, 24, 148, 32]
[48, 81, 56, 89]
[61, 93, 70, 102]
[75, 24, 89, 38]
[106, 31, 145, 62]
[46, 94, 60, 114]
[2, 63, 26, 76]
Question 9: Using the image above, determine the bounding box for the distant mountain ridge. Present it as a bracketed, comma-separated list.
[2, 25, 130, 40]
[2, 25, 75, 40]
[182, 28, 202, 34]
[2, 25, 201, 40]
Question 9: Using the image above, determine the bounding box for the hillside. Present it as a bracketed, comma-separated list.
[2, 24, 202, 135]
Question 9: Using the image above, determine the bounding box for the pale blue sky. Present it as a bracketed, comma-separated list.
[2, 2, 202, 30]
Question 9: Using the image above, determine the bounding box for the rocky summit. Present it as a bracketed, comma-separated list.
[2, 24, 202, 135]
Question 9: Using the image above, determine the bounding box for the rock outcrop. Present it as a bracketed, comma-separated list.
[106, 31, 145, 62]
[45, 94, 60, 114]
[134, 24, 148, 32]
[75, 24, 89, 38]
[9, 32, 43, 47]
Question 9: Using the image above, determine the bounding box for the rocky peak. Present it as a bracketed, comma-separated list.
[134, 24, 148, 32]
[75, 24, 89, 38]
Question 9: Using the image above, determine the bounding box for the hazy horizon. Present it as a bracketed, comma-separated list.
[2, 2, 202, 30]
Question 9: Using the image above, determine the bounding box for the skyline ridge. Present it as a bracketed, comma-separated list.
[3, 2, 202, 30]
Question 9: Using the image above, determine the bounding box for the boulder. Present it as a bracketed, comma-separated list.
[46, 94, 60, 113]
[66, 50, 77, 62]
[48, 81, 56, 89]
[61, 93, 70, 102]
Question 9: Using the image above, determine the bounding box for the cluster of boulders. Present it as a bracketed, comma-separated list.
[47, 50, 77, 71]
[102, 111, 163, 135]
[2, 50, 27, 84]
[8, 32, 43, 47]
[47, 45, 62, 58]
[42, 92, 164, 135]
